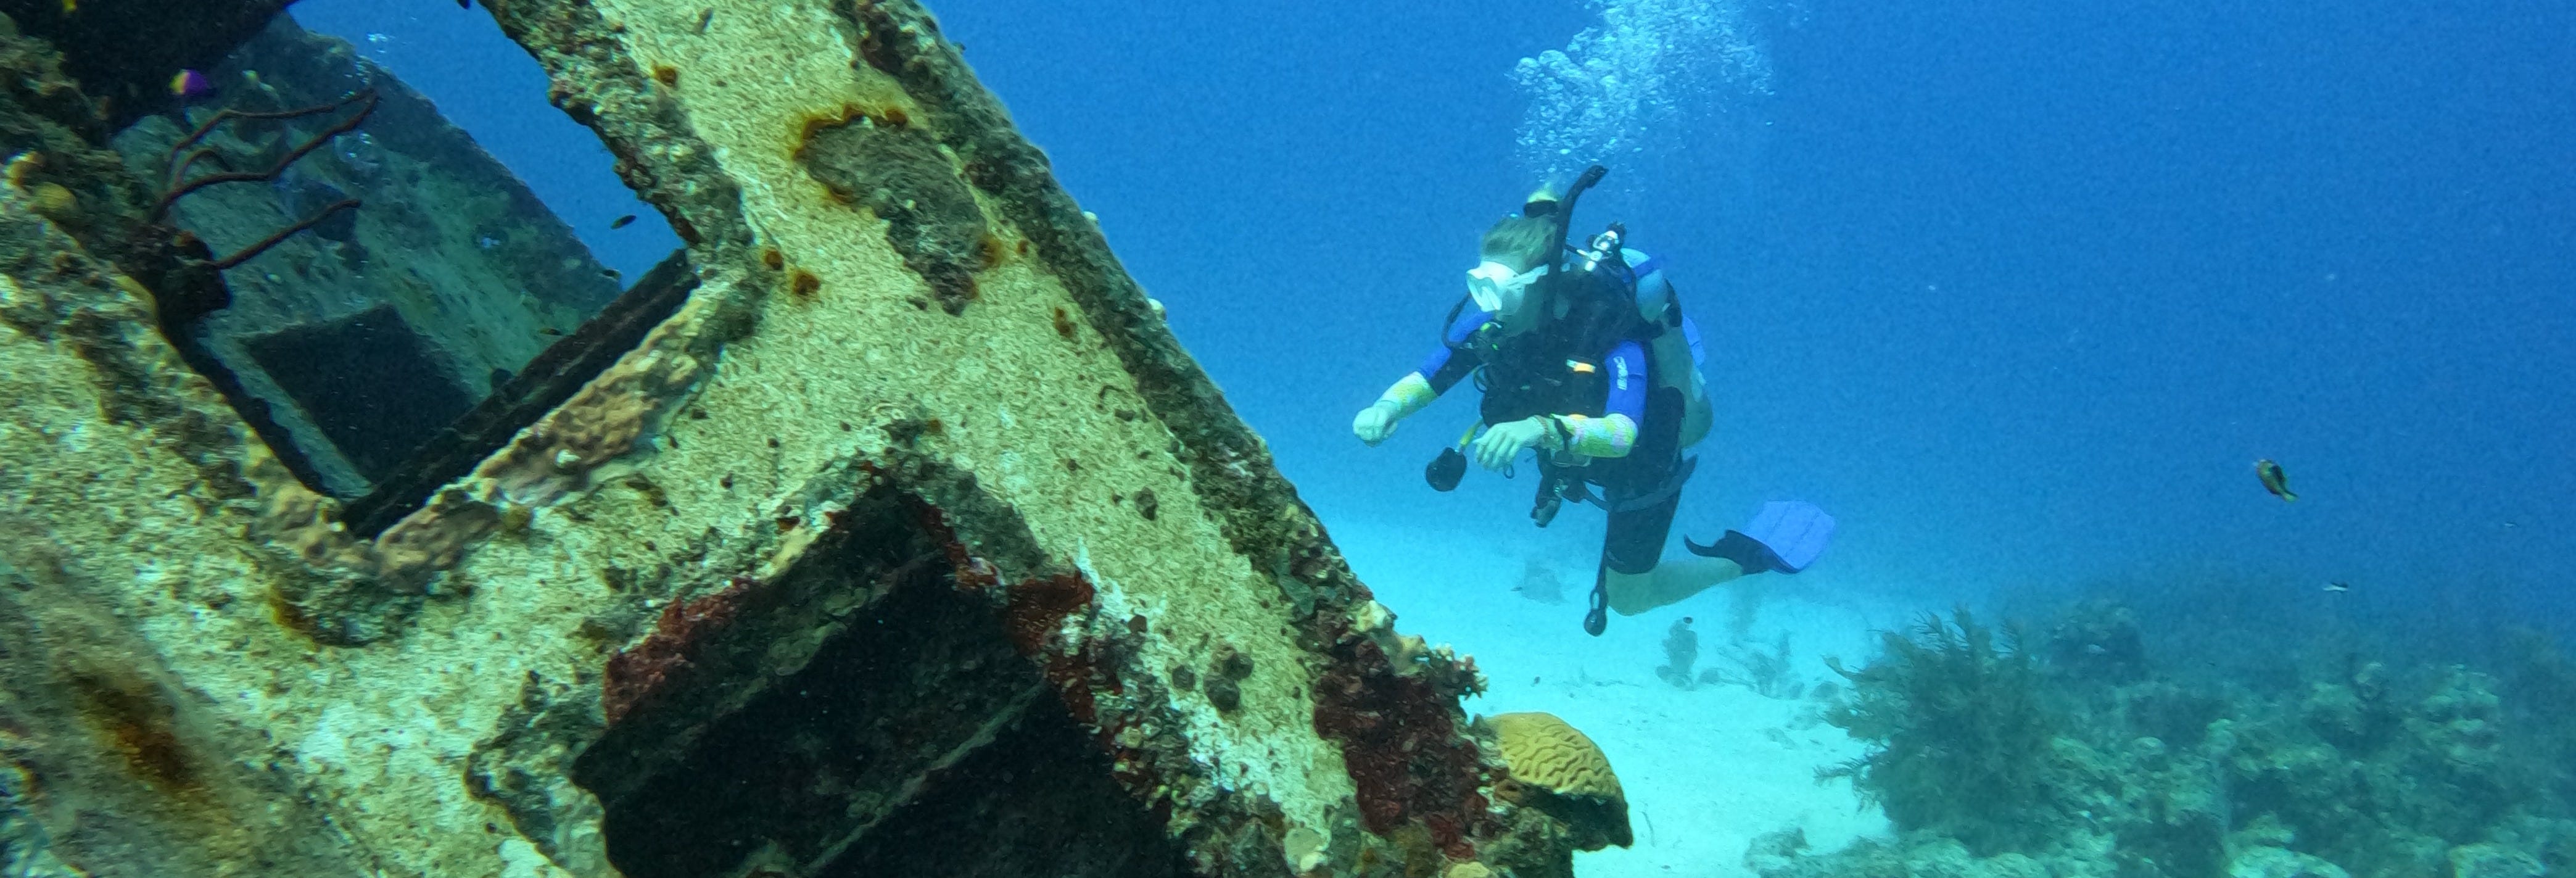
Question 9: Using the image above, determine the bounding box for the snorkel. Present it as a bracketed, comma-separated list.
[1546, 164, 1609, 280]
[1424, 165, 1614, 495]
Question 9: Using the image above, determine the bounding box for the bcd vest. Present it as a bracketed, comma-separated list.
[1470, 254, 1654, 425]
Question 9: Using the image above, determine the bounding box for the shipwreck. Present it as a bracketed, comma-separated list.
[0, 1, 1629, 876]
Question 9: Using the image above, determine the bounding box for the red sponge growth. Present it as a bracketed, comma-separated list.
[1312, 636, 1493, 861]
[1004, 571, 1101, 724]
[601, 575, 754, 724]
[1002, 571, 1094, 656]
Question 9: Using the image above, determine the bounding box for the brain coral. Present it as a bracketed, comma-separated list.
[1484, 711, 1632, 849]
[1488, 712, 1624, 801]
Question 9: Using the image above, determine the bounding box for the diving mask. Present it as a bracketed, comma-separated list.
[1465, 261, 1549, 313]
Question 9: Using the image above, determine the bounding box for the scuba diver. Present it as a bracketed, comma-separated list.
[1350, 165, 1833, 635]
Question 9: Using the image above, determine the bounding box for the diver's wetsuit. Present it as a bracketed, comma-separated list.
[1414, 291, 1691, 577]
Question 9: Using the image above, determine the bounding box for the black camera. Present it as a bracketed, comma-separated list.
[1424, 448, 1466, 492]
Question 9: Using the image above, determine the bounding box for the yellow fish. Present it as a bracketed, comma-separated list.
[2255, 458, 2296, 502]
[59, 0, 73, 13]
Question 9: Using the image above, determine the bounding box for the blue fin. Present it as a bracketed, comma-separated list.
[1741, 500, 1834, 573]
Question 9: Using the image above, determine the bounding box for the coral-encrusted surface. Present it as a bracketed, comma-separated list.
[0, 157, 408, 873]
[598, 574, 751, 724]
[1314, 636, 1497, 861]
[0, 0, 1588, 875]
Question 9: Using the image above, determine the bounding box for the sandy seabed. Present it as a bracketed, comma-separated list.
[1338, 516, 1911, 877]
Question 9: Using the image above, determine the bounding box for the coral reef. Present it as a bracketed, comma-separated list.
[1709, 630, 1806, 699]
[2042, 598, 2148, 684]
[2216, 664, 2537, 876]
[1657, 615, 1806, 697]
[1764, 602, 2576, 878]
[1819, 608, 2064, 853]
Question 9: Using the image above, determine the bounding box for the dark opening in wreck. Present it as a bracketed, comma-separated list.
[537, 478, 1192, 877]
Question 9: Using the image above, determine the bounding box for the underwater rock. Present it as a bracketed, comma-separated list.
[2408, 667, 2506, 771]
[2228, 847, 2352, 878]
[2446, 843, 2545, 878]
[2300, 681, 2387, 750]
[1742, 827, 1809, 876]
[1280, 825, 1328, 874]
[1748, 833, 2051, 878]
[1203, 674, 1243, 713]
[2117, 678, 2230, 748]
[2223, 666, 2535, 875]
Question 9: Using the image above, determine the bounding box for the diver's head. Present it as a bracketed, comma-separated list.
[1480, 212, 1557, 273]
[1466, 212, 1558, 315]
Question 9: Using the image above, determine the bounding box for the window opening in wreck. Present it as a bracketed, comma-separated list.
[104, 5, 685, 525]
[287, 0, 681, 281]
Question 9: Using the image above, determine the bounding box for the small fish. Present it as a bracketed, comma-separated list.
[2255, 458, 2297, 502]
[168, 69, 213, 102]
[538, 326, 564, 336]
[456, 0, 471, 8]
[608, 213, 637, 229]
[59, 0, 73, 13]
[2324, 581, 2350, 593]
[693, 7, 715, 33]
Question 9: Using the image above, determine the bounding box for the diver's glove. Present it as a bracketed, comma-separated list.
[1353, 402, 1400, 445]
[1471, 416, 1561, 471]
[1355, 373, 1437, 446]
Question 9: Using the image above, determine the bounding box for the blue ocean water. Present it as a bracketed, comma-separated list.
[922, 0, 2576, 655]
[280, 0, 2573, 869]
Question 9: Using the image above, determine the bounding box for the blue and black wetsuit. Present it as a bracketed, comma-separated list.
[1406, 267, 1695, 576]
